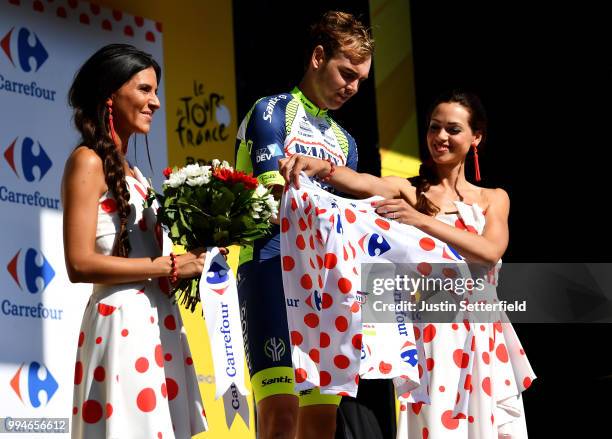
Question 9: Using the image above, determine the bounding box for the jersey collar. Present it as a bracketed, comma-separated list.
[291, 86, 328, 117]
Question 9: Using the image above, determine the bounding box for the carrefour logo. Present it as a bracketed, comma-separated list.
[6, 248, 55, 294]
[206, 261, 230, 295]
[4, 137, 52, 182]
[1, 26, 48, 72]
[400, 340, 418, 367]
[358, 232, 392, 257]
[10, 362, 58, 408]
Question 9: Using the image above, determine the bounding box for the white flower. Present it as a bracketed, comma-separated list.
[265, 194, 277, 208]
[221, 160, 233, 170]
[211, 159, 221, 168]
[184, 164, 202, 178]
[200, 165, 212, 177]
[254, 184, 267, 198]
[266, 196, 279, 216]
[186, 175, 209, 186]
[165, 170, 187, 188]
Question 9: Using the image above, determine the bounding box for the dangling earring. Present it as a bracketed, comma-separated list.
[471, 143, 481, 182]
[107, 101, 120, 151]
[144, 134, 154, 173]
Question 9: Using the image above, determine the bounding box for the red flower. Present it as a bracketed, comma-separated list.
[213, 168, 259, 190]
[232, 171, 259, 190]
[213, 167, 232, 183]
[163, 167, 173, 178]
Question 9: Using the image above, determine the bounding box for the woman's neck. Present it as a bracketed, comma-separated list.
[434, 161, 469, 196]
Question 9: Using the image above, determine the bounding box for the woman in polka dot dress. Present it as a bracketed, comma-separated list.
[280, 90, 536, 438]
[63, 44, 219, 439]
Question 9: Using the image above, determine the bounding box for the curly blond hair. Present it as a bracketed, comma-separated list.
[306, 11, 374, 64]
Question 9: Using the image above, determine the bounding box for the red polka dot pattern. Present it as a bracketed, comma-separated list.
[136, 388, 156, 412]
[166, 378, 178, 400]
[280, 174, 535, 410]
[155, 345, 164, 367]
[419, 237, 435, 251]
[320, 371, 332, 386]
[82, 400, 103, 423]
[304, 313, 319, 328]
[335, 316, 348, 332]
[441, 410, 459, 430]
[291, 331, 303, 346]
[164, 315, 176, 330]
[375, 218, 390, 230]
[74, 361, 83, 385]
[334, 355, 350, 369]
[422, 324, 436, 343]
[320, 332, 330, 348]
[338, 277, 352, 294]
[295, 368, 308, 383]
[135, 357, 149, 373]
[100, 198, 117, 213]
[94, 366, 105, 382]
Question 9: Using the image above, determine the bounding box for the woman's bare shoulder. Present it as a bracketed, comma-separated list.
[480, 187, 510, 215]
[63, 146, 106, 192]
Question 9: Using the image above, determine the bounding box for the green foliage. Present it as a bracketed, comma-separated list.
[147, 166, 278, 311]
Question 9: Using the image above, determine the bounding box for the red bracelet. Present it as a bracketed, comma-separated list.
[321, 158, 335, 182]
[169, 252, 179, 285]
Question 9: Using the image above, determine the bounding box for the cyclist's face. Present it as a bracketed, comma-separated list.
[315, 50, 370, 110]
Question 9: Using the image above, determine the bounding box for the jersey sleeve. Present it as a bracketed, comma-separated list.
[344, 130, 359, 171]
[235, 94, 290, 187]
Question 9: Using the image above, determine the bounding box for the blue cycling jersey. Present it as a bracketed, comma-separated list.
[235, 86, 359, 264]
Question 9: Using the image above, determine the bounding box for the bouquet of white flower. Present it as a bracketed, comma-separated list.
[145, 159, 278, 310]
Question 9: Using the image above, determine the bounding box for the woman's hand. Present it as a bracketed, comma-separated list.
[279, 155, 331, 189]
[175, 247, 229, 279]
[372, 198, 425, 227]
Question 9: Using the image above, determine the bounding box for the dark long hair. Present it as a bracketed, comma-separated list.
[68, 44, 161, 257]
[409, 90, 488, 216]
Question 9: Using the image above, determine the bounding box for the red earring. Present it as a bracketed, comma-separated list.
[107, 102, 119, 150]
[472, 143, 481, 182]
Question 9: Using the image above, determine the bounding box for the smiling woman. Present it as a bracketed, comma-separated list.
[108, 67, 160, 145]
[279, 90, 535, 439]
[62, 44, 213, 439]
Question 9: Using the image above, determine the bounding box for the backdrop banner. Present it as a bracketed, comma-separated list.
[0, 1, 165, 437]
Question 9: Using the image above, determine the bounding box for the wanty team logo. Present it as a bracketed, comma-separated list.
[10, 361, 58, 408]
[4, 137, 53, 181]
[264, 337, 286, 362]
[205, 260, 230, 295]
[7, 248, 55, 294]
[1, 26, 48, 72]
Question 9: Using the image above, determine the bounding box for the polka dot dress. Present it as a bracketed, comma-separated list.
[71, 167, 207, 439]
[395, 201, 535, 439]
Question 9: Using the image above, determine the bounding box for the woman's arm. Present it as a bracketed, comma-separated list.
[279, 155, 406, 199]
[62, 147, 207, 284]
[374, 188, 509, 266]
